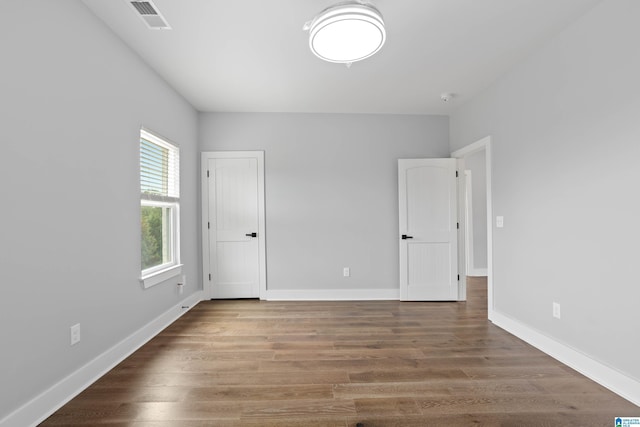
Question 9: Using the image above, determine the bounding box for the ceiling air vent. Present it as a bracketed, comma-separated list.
[128, 1, 171, 30]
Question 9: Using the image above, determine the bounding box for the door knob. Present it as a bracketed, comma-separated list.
[245, 232, 257, 238]
[401, 234, 413, 240]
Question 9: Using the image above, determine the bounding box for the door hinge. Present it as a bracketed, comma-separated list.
[208, 221, 210, 229]
[208, 273, 211, 281]
[456, 170, 459, 178]
[457, 222, 459, 229]
[457, 274, 460, 281]
[207, 170, 210, 178]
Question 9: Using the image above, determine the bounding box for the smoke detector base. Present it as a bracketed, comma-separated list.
[441, 93, 455, 102]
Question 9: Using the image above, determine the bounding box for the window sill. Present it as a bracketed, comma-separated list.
[140, 264, 183, 289]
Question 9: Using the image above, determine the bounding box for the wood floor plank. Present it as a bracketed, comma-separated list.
[39, 402, 121, 425]
[348, 368, 470, 383]
[354, 397, 422, 416]
[185, 384, 333, 401]
[113, 401, 244, 422]
[272, 348, 427, 361]
[90, 370, 350, 388]
[462, 365, 574, 380]
[40, 277, 639, 426]
[126, 349, 276, 361]
[414, 394, 573, 415]
[332, 381, 452, 399]
[334, 378, 544, 399]
[111, 420, 347, 427]
[532, 376, 614, 395]
[68, 420, 347, 427]
[345, 412, 615, 427]
[58, 386, 190, 403]
[113, 359, 260, 373]
[240, 399, 356, 419]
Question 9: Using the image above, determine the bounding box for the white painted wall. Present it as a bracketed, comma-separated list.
[450, 0, 640, 384]
[464, 149, 487, 274]
[199, 113, 449, 292]
[0, 0, 199, 421]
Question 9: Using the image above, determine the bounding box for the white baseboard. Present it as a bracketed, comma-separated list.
[467, 268, 488, 277]
[0, 291, 204, 427]
[490, 310, 640, 407]
[266, 288, 400, 301]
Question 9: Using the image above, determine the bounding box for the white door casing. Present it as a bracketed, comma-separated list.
[202, 151, 266, 299]
[457, 159, 468, 301]
[451, 136, 494, 318]
[399, 159, 458, 301]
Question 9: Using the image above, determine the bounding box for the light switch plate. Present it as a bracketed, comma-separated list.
[496, 216, 504, 228]
[70, 323, 81, 346]
[553, 302, 561, 319]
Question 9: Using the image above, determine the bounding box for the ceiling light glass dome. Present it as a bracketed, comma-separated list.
[303, 1, 386, 65]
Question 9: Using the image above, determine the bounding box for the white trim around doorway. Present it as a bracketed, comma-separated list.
[451, 136, 493, 319]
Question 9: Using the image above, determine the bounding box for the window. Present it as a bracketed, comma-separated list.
[139, 128, 181, 288]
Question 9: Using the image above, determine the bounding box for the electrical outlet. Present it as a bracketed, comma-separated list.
[70, 323, 81, 346]
[178, 274, 186, 295]
[553, 302, 561, 319]
[343, 267, 350, 277]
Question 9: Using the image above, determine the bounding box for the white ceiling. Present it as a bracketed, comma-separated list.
[81, 0, 600, 114]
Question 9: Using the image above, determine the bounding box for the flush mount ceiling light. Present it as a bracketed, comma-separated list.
[303, 1, 386, 65]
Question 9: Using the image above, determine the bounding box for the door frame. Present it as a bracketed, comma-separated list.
[201, 151, 267, 300]
[451, 136, 494, 319]
[464, 170, 475, 277]
[455, 157, 467, 301]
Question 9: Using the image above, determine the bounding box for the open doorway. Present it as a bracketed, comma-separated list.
[463, 151, 488, 277]
[452, 136, 494, 318]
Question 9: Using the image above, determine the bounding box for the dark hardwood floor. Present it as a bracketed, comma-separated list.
[41, 277, 638, 426]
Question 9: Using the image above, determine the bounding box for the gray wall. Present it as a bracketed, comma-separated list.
[450, 0, 640, 381]
[464, 150, 487, 272]
[0, 0, 199, 419]
[199, 113, 449, 291]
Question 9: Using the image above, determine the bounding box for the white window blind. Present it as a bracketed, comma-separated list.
[140, 129, 179, 202]
[139, 128, 181, 286]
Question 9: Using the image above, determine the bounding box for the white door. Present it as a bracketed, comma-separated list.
[399, 159, 458, 301]
[202, 152, 266, 299]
